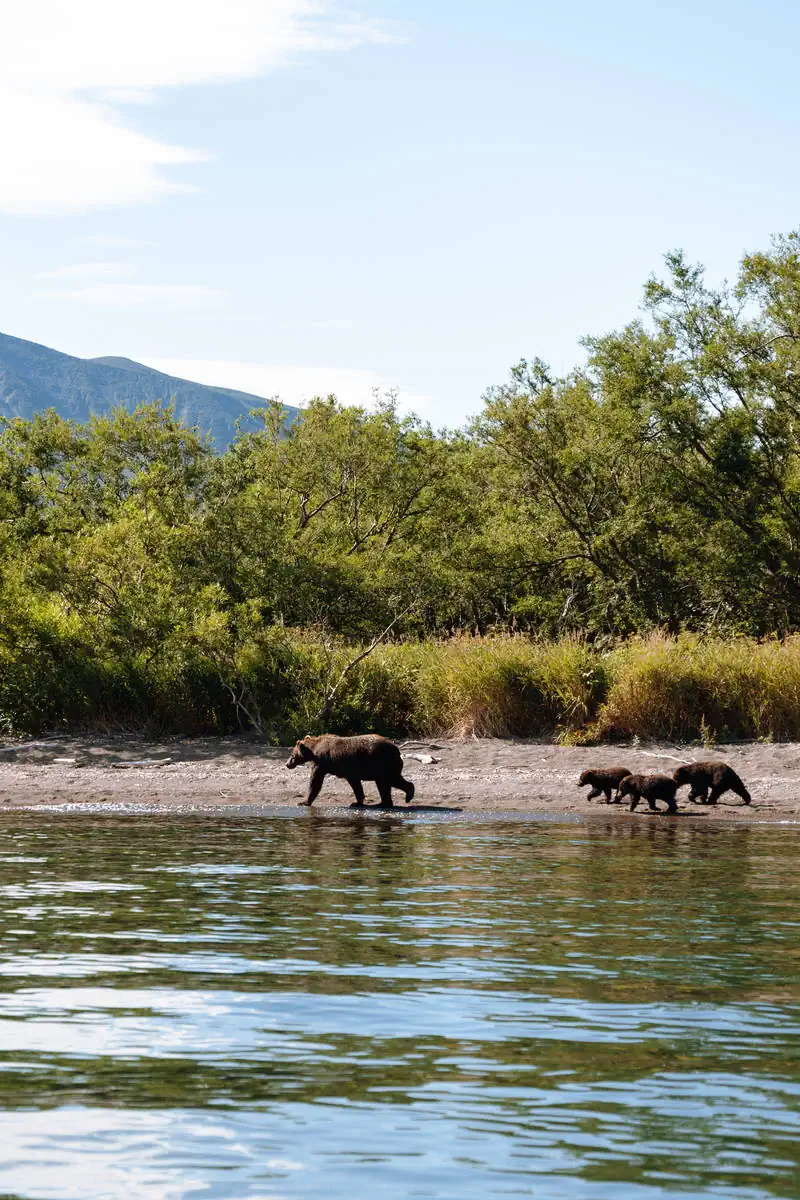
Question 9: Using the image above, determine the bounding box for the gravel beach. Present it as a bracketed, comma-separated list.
[0, 736, 798, 820]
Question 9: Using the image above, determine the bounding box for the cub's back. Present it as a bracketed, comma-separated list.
[625, 772, 677, 797]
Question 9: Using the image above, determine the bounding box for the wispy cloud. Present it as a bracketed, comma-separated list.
[83, 234, 155, 249]
[142, 356, 435, 414]
[0, 1, 400, 216]
[278, 317, 354, 331]
[42, 284, 223, 309]
[38, 262, 137, 281]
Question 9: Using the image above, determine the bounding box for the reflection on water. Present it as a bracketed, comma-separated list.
[0, 813, 798, 1198]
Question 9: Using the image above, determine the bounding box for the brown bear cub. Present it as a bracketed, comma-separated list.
[673, 761, 751, 806]
[286, 733, 415, 808]
[618, 773, 679, 814]
[577, 767, 632, 804]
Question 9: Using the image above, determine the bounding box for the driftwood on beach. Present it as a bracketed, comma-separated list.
[110, 758, 174, 770]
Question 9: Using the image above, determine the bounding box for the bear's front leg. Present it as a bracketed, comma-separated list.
[298, 766, 326, 807]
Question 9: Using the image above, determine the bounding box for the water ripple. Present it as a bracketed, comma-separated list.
[0, 815, 797, 1199]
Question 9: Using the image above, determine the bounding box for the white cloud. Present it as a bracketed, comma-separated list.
[142, 356, 436, 414]
[38, 262, 136, 281]
[43, 285, 223, 309]
[0, 88, 203, 215]
[0, 1, 398, 215]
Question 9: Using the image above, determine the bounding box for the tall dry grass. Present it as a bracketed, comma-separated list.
[6, 623, 800, 742]
[266, 637, 603, 741]
[289, 632, 800, 744]
[385, 638, 603, 739]
[593, 633, 800, 743]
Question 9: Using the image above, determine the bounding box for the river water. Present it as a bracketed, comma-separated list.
[0, 811, 798, 1198]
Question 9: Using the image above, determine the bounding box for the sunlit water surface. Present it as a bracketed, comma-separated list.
[0, 811, 798, 1198]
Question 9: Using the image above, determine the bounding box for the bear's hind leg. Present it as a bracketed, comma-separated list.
[376, 780, 394, 808]
[398, 775, 415, 804]
[731, 777, 751, 805]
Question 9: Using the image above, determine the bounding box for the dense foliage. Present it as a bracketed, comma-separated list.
[3, 231, 800, 736]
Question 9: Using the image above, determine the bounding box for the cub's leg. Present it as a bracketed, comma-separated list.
[586, 785, 602, 802]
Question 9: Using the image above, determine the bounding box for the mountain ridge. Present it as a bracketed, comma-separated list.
[0, 331, 297, 446]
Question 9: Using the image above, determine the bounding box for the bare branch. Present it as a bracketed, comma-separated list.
[312, 603, 416, 722]
[210, 657, 265, 737]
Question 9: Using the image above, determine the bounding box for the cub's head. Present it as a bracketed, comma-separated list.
[578, 770, 592, 786]
[618, 776, 635, 797]
[286, 738, 315, 770]
[673, 765, 691, 786]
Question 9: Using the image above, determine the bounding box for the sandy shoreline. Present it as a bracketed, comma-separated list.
[0, 735, 798, 821]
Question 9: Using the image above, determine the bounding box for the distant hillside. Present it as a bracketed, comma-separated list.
[0, 331, 298, 447]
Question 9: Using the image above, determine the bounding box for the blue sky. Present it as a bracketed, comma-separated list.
[2, 0, 799, 426]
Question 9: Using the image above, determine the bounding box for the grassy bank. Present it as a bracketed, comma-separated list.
[4, 630, 800, 744]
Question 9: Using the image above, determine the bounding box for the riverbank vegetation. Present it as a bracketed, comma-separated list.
[3, 231, 800, 741]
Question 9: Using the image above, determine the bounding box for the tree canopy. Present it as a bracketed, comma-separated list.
[3, 231, 800, 732]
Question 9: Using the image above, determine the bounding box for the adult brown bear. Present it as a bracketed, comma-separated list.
[286, 733, 415, 808]
[618, 773, 679, 814]
[673, 761, 751, 806]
